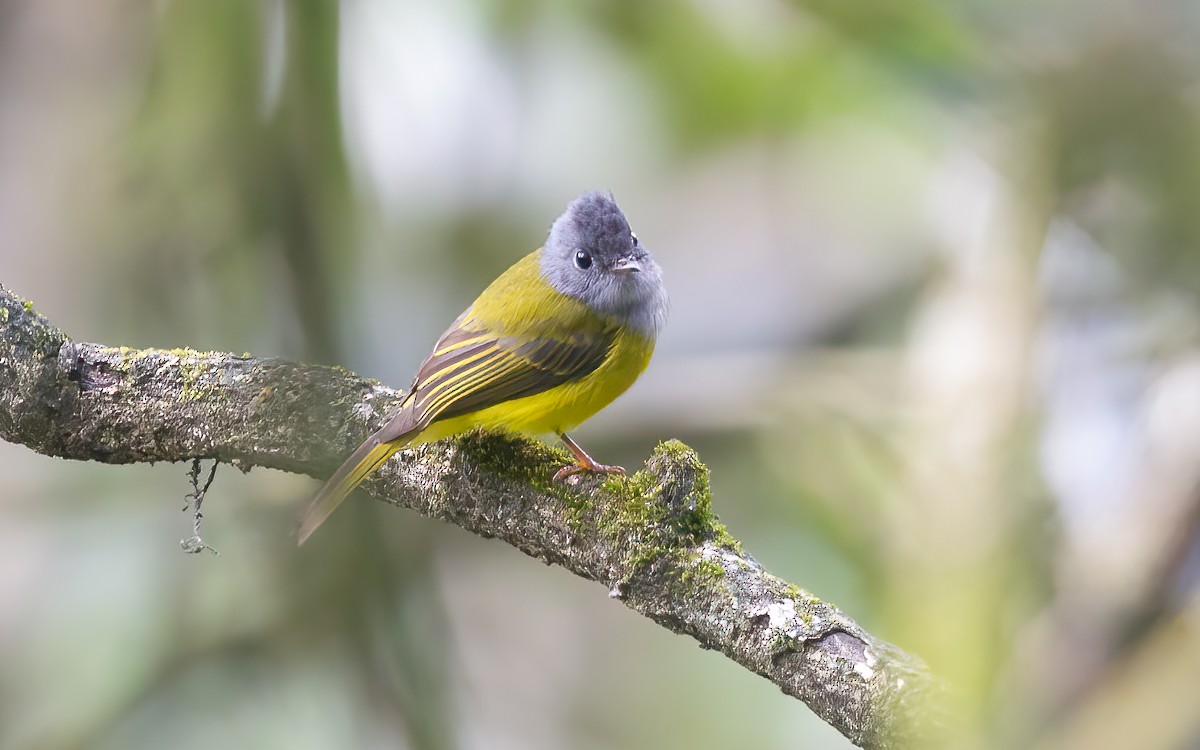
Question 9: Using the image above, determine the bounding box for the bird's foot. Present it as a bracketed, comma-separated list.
[553, 461, 626, 483]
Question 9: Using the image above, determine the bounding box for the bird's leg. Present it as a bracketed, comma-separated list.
[554, 432, 626, 482]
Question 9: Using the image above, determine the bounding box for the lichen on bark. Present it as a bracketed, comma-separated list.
[0, 281, 945, 749]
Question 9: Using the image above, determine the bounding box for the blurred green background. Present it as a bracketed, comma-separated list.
[3, 0, 1200, 748]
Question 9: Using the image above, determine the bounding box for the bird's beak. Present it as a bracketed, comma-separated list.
[613, 256, 642, 274]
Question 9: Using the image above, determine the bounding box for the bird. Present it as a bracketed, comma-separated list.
[297, 190, 668, 544]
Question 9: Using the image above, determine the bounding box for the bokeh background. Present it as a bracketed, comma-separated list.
[3, 0, 1200, 748]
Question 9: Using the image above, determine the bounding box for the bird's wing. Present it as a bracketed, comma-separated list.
[404, 315, 615, 427]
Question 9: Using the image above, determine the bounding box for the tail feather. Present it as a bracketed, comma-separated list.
[297, 433, 410, 545]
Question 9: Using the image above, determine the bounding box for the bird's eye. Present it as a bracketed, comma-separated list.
[631, 233, 639, 247]
[574, 250, 593, 270]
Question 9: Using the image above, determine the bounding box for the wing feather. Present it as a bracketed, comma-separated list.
[407, 318, 615, 426]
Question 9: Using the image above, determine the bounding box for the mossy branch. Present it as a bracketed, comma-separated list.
[0, 281, 945, 749]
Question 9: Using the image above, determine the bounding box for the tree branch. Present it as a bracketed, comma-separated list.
[0, 281, 944, 749]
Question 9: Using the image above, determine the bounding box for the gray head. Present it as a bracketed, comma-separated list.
[540, 191, 668, 338]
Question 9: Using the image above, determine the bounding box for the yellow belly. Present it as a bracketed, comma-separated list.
[412, 326, 654, 444]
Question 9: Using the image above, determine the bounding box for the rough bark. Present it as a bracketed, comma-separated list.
[0, 281, 945, 749]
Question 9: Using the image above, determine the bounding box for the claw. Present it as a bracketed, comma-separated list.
[553, 462, 626, 483]
[554, 432, 626, 483]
